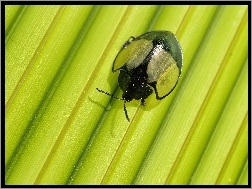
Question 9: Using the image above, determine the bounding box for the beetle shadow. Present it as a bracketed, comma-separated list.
[89, 96, 112, 112]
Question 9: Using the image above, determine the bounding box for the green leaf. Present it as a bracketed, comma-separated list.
[5, 5, 248, 185]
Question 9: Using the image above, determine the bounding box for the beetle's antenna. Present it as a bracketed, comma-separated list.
[123, 102, 130, 122]
[96, 88, 131, 122]
[96, 88, 123, 101]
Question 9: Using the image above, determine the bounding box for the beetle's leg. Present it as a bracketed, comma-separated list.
[149, 82, 163, 100]
[141, 99, 146, 106]
[129, 36, 136, 41]
[123, 36, 137, 48]
[124, 102, 130, 122]
[150, 82, 175, 100]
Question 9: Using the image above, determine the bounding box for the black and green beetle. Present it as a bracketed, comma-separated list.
[97, 31, 183, 122]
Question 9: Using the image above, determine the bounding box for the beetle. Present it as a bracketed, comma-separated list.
[97, 30, 183, 122]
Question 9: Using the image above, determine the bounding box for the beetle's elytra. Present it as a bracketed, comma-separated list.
[97, 31, 183, 122]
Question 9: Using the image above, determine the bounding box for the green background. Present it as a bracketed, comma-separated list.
[5, 5, 248, 185]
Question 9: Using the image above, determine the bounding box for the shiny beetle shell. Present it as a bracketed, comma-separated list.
[97, 30, 183, 121]
[113, 30, 182, 102]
